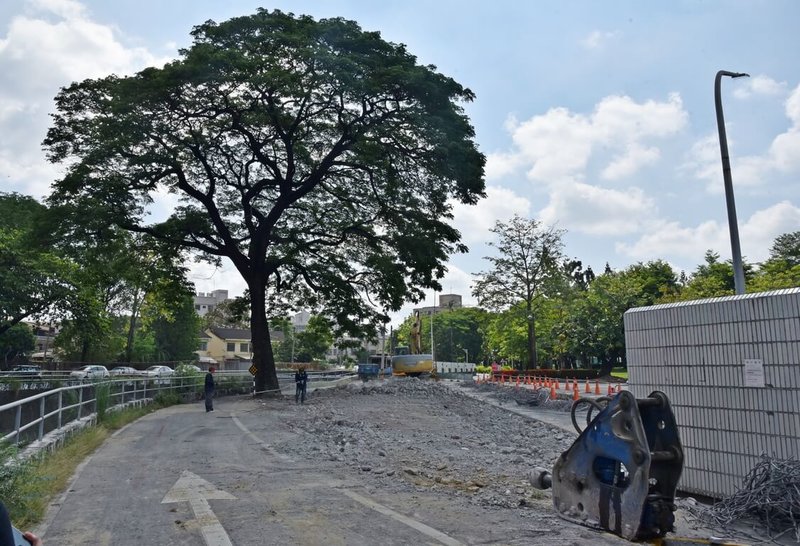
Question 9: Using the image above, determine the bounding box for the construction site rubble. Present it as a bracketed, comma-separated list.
[260, 376, 788, 544]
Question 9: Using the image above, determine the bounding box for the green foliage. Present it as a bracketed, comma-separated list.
[95, 383, 111, 422]
[153, 391, 182, 407]
[295, 315, 334, 362]
[0, 443, 37, 522]
[0, 322, 36, 366]
[472, 216, 565, 368]
[0, 193, 75, 336]
[148, 289, 201, 362]
[44, 9, 485, 393]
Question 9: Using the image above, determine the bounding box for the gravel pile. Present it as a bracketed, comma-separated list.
[253, 376, 783, 544]
[275, 377, 575, 511]
[461, 380, 575, 412]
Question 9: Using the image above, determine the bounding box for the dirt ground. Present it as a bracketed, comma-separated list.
[251, 377, 783, 545]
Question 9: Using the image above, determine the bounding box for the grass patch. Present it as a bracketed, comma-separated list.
[3, 395, 182, 529]
[610, 367, 628, 380]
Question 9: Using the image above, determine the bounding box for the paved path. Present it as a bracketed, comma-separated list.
[40, 398, 470, 545]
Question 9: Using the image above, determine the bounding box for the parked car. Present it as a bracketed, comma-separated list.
[9, 364, 42, 378]
[70, 365, 110, 380]
[142, 365, 173, 378]
[109, 366, 138, 377]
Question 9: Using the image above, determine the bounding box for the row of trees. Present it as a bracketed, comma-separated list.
[0, 193, 200, 366]
[395, 217, 799, 375]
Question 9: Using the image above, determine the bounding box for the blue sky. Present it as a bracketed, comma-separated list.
[1, 0, 798, 326]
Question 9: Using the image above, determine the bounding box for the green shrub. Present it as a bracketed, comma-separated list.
[153, 391, 182, 407]
[475, 365, 491, 373]
[95, 383, 111, 422]
[0, 443, 38, 523]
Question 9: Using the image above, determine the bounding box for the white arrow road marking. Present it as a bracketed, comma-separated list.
[162, 470, 236, 546]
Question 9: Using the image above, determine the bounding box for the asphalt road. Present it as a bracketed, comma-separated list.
[39, 397, 479, 545]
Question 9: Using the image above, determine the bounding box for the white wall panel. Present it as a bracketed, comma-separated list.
[624, 288, 800, 498]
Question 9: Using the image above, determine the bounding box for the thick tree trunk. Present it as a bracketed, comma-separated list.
[250, 281, 280, 397]
[598, 356, 614, 378]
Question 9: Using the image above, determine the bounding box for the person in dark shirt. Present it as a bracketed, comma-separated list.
[0, 500, 42, 545]
[204, 366, 215, 413]
[294, 367, 308, 404]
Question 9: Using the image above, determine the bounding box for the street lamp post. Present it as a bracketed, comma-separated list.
[714, 70, 749, 295]
[463, 348, 469, 363]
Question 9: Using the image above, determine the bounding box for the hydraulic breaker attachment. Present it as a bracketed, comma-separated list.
[531, 391, 683, 541]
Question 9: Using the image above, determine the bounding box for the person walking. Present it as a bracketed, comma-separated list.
[205, 366, 216, 412]
[295, 367, 308, 404]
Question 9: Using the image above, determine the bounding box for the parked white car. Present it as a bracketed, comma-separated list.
[70, 365, 110, 380]
[142, 365, 173, 378]
[109, 366, 138, 377]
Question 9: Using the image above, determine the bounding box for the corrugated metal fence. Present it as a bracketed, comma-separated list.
[623, 288, 800, 498]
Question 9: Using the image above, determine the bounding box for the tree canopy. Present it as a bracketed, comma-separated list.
[0, 193, 74, 336]
[472, 216, 564, 368]
[45, 9, 485, 392]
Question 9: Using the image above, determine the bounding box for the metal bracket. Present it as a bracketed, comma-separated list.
[532, 391, 683, 541]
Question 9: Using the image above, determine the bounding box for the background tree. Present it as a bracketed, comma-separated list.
[750, 231, 800, 291]
[432, 307, 487, 363]
[0, 323, 35, 367]
[0, 193, 74, 336]
[294, 315, 334, 363]
[202, 297, 251, 329]
[45, 9, 485, 395]
[143, 289, 201, 362]
[472, 216, 564, 369]
[665, 251, 754, 301]
[769, 231, 800, 266]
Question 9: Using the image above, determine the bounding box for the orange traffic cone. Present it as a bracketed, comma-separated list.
[616, 384, 622, 393]
[585, 379, 591, 394]
[555, 378, 560, 390]
[572, 384, 580, 401]
[607, 383, 614, 395]
[549, 384, 557, 400]
[594, 380, 601, 395]
[564, 378, 571, 391]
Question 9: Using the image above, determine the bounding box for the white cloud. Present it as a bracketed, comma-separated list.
[581, 30, 617, 49]
[0, 0, 171, 198]
[492, 93, 687, 185]
[616, 201, 800, 265]
[539, 182, 656, 236]
[687, 83, 800, 192]
[733, 75, 787, 99]
[451, 185, 531, 244]
[602, 143, 660, 181]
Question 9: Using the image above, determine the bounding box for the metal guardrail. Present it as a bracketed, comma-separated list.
[0, 375, 238, 447]
[0, 370, 353, 447]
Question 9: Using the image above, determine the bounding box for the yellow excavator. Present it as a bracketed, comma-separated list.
[391, 310, 435, 376]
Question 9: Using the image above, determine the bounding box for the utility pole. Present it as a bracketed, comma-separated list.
[714, 70, 749, 295]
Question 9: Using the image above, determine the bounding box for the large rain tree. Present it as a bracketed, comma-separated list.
[45, 10, 485, 394]
[472, 216, 564, 369]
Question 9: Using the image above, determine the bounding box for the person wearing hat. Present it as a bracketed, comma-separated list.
[294, 367, 308, 404]
[204, 367, 216, 412]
